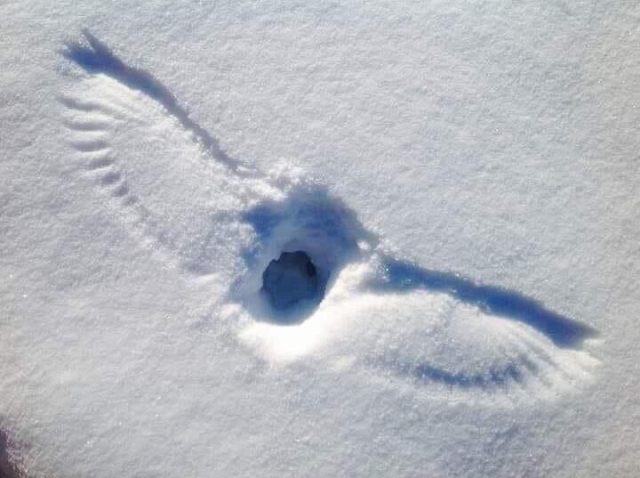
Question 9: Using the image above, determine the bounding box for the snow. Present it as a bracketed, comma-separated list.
[1, 1, 640, 477]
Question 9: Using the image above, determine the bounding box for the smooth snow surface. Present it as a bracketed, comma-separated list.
[1, 1, 639, 477]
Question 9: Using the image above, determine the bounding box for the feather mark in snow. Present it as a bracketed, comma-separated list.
[62, 30, 259, 177]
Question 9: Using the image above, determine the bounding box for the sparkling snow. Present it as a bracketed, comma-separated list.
[1, 1, 639, 477]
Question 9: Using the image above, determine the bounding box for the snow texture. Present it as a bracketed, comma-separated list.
[1, 1, 639, 477]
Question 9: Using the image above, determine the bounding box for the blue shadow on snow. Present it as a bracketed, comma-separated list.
[61, 30, 254, 176]
[370, 258, 597, 349]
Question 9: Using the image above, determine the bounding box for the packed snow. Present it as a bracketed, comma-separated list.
[1, 1, 639, 477]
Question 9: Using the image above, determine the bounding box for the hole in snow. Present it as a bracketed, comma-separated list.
[235, 184, 378, 324]
[262, 251, 322, 311]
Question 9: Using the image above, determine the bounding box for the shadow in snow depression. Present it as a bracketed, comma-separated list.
[369, 259, 596, 349]
[413, 362, 530, 390]
[62, 29, 258, 177]
[59, 31, 598, 393]
[237, 184, 375, 323]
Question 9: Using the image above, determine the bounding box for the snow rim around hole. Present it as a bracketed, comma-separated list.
[232, 183, 377, 325]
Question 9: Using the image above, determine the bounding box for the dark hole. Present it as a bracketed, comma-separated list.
[262, 251, 321, 311]
[305, 261, 317, 277]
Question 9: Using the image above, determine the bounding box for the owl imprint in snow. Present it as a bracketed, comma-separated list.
[60, 31, 599, 401]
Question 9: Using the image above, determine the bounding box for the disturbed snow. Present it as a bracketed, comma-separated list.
[1, 2, 639, 477]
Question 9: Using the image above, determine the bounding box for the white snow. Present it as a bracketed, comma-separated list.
[1, 1, 639, 477]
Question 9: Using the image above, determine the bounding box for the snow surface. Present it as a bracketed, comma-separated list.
[1, 1, 639, 477]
